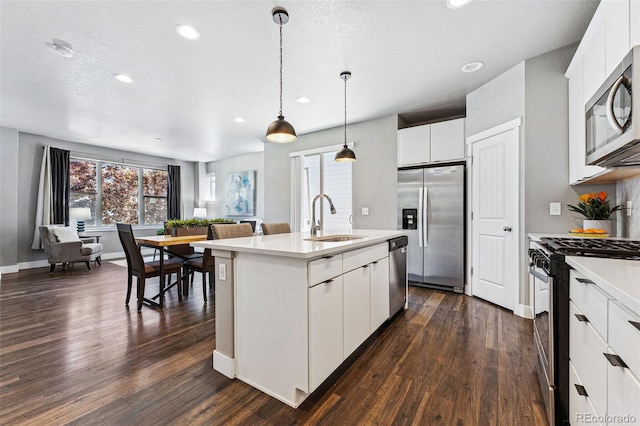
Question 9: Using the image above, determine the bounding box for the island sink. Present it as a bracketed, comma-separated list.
[304, 235, 365, 242]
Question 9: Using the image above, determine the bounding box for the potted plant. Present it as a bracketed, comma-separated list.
[567, 191, 623, 236]
[165, 218, 236, 237]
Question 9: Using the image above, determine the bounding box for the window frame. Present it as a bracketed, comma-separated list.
[70, 156, 169, 229]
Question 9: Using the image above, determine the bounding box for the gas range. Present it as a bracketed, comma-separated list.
[540, 237, 640, 260]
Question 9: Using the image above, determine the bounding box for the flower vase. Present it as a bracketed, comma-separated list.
[583, 219, 613, 236]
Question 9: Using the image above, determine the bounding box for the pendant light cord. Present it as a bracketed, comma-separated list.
[278, 18, 284, 117]
[344, 75, 348, 147]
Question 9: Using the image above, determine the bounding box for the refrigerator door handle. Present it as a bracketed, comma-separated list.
[418, 187, 424, 248]
[423, 186, 428, 247]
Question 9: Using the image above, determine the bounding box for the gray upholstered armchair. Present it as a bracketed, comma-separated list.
[39, 225, 103, 274]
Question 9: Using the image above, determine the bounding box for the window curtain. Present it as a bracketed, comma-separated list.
[167, 165, 181, 220]
[31, 146, 70, 249]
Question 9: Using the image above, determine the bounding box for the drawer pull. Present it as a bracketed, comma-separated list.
[629, 320, 640, 331]
[321, 255, 335, 259]
[323, 279, 334, 284]
[603, 353, 628, 368]
[362, 264, 369, 268]
[575, 277, 594, 285]
[372, 261, 379, 265]
[574, 384, 588, 397]
[574, 314, 589, 323]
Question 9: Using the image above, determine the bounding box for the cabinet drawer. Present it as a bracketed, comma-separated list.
[569, 361, 601, 426]
[342, 243, 388, 273]
[607, 352, 640, 423]
[570, 270, 611, 340]
[570, 301, 608, 417]
[308, 254, 343, 287]
[609, 299, 640, 376]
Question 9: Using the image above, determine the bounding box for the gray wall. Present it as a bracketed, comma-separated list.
[618, 176, 640, 239]
[466, 45, 617, 308]
[205, 152, 265, 220]
[0, 128, 197, 270]
[264, 115, 398, 230]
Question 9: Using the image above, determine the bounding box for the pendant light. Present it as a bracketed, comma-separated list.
[265, 7, 297, 143]
[335, 71, 357, 162]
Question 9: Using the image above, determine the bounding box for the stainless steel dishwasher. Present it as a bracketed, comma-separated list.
[389, 236, 408, 316]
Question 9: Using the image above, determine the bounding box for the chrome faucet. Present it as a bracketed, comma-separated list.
[311, 194, 337, 236]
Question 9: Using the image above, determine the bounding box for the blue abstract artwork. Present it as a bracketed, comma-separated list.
[225, 170, 255, 216]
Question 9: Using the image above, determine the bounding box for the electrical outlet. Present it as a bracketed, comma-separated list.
[550, 202, 561, 216]
[219, 263, 226, 281]
[362, 207, 369, 216]
[628, 200, 633, 217]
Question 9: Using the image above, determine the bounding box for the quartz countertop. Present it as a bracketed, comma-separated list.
[566, 256, 640, 314]
[191, 229, 406, 260]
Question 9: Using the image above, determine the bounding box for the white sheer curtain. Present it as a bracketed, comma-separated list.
[31, 146, 52, 249]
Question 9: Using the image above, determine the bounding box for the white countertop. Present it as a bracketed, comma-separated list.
[566, 256, 640, 314]
[191, 229, 406, 260]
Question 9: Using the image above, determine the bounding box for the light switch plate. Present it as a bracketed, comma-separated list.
[550, 202, 561, 216]
[362, 207, 369, 216]
[219, 263, 226, 281]
[628, 200, 633, 217]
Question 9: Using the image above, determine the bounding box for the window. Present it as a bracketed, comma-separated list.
[208, 171, 216, 201]
[70, 158, 168, 227]
[291, 145, 353, 232]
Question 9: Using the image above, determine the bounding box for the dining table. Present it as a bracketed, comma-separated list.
[134, 234, 208, 308]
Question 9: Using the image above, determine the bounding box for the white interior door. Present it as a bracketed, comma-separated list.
[471, 126, 519, 310]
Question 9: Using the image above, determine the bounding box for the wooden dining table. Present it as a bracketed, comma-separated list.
[135, 234, 208, 308]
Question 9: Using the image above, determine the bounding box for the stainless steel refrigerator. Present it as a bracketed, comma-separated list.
[397, 164, 465, 292]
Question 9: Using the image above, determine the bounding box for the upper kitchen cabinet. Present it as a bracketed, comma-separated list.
[632, 0, 640, 48]
[397, 118, 465, 167]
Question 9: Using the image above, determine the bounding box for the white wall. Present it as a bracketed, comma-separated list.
[0, 127, 20, 271]
[264, 115, 398, 230]
[206, 152, 265, 220]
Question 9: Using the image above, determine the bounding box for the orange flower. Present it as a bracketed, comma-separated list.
[597, 191, 608, 202]
[579, 193, 595, 203]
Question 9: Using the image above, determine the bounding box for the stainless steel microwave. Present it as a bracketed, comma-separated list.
[586, 46, 640, 167]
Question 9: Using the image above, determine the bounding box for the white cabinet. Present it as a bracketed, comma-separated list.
[583, 14, 606, 103]
[569, 361, 601, 426]
[343, 266, 371, 358]
[569, 268, 640, 423]
[567, 56, 604, 184]
[309, 276, 344, 391]
[632, 0, 640, 48]
[398, 125, 430, 166]
[397, 118, 465, 167]
[369, 257, 390, 333]
[430, 118, 465, 162]
[605, 0, 630, 76]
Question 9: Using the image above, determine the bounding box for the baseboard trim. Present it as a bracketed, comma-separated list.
[0, 265, 19, 275]
[515, 303, 533, 319]
[213, 350, 236, 379]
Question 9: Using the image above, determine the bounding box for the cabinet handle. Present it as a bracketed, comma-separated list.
[603, 353, 628, 368]
[321, 255, 334, 259]
[576, 278, 594, 285]
[574, 384, 588, 397]
[362, 264, 369, 268]
[574, 314, 589, 323]
[323, 279, 334, 284]
[629, 320, 640, 331]
[372, 261, 379, 265]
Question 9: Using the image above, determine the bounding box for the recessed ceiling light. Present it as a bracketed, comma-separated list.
[296, 97, 311, 104]
[233, 117, 246, 123]
[461, 61, 484, 73]
[447, 0, 473, 9]
[114, 73, 134, 83]
[176, 24, 201, 40]
[155, 137, 163, 141]
[45, 39, 74, 57]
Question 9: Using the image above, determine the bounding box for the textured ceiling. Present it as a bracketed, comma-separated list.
[0, 0, 599, 162]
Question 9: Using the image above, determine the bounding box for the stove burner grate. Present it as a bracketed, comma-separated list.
[541, 237, 640, 260]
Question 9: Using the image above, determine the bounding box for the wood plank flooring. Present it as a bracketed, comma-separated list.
[0, 262, 548, 425]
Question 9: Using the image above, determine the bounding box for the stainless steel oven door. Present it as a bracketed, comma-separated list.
[530, 262, 554, 426]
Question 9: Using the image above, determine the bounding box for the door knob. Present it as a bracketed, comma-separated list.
[503, 226, 512, 232]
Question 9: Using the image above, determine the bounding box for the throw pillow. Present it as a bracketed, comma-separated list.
[52, 226, 81, 243]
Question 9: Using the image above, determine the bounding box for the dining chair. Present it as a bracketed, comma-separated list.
[183, 224, 215, 302]
[211, 223, 254, 239]
[116, 223, 184, 311]
[261, 222, 291, 235]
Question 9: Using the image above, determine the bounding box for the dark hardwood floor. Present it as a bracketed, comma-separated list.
[0, 261, 548, 425]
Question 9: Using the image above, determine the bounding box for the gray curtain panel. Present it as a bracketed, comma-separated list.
[50, 147, 70, 225]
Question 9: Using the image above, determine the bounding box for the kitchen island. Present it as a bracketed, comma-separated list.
[192, 229, 406, 407]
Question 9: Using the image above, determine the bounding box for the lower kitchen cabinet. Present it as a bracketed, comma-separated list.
[370, 257, 390, 333]
[309, 276, 344, 392]
[343, 266, 371, 358]
[569, 269, 640, 424]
